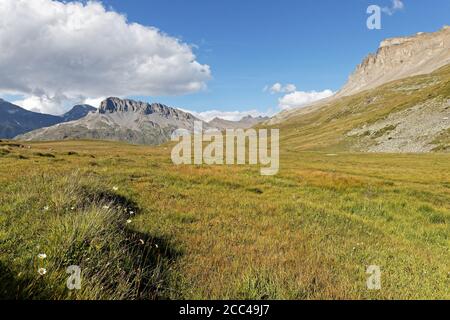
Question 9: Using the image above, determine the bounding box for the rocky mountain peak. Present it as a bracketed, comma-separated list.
[99, 97, 194, 120]
[71, 104, 95, 111]
[17, 97, 203, 145]
[338, 26, 450, 97]
[62, 104, 96, 122]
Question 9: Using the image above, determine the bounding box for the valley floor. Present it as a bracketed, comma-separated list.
[0, 140, 449, 299]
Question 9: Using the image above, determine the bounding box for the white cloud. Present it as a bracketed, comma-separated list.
[83, 97, 105, 109]
[0, 0, 211, 114]
[265, 83, 297, 94]
[270, 83, 283, 94]
[382, 0, 404, 16]
[283, 84, 297, 94]
[12, 93, 107, 115]
[12, 94, 68, 115]
[178, 108, 272, 122]
[278, 90, 334, 110]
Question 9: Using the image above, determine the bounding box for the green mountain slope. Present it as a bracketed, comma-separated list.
[271, 64, 450, 153]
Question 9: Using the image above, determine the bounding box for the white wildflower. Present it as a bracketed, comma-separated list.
[38, 253, 47, 260]
[38, 268, 47, 276]
[126, 219, 132, 224]
[113, 186, 119, 191]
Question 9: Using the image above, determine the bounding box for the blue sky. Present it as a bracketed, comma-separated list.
[1, 0, 449, 119]
[101, 0, 449, 117]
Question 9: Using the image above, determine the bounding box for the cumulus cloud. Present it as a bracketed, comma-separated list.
[12, 93, 104, 115]
[83, 97, 105, 109]
[265, 83, 297, 94]
[178, 108, 272, 122]
[0, 0, 211, 114]
[12, 95, 68, 115]
[382, 0, 404, 15]
[278, 90, 334, 110]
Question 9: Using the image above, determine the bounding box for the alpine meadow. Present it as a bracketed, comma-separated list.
[0, 0, 449, 303]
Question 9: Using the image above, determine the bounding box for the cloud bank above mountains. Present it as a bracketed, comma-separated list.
[0, 0, 211, 114]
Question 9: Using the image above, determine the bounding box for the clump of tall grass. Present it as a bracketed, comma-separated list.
[0, 171, 169, 300]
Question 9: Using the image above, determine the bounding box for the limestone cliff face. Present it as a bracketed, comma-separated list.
[337, 26, 450, 97]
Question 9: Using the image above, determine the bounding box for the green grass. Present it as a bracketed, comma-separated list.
[0, 162, 173, 299]
[1, 66, 449, 300]
[0, 140, 449, 299]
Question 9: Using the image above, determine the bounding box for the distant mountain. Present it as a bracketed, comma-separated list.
[0, 99, 62, 139]
[16, 97, 206, 145]
[208, 115, 269, 130]
[62, 104, 96, 122]
[16, 97, 271, 145]
[0, 100, 96, 139]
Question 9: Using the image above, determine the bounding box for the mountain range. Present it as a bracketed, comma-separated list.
[208, 115, 269, 130]
[0, 100, 95, 139]
[16, 98, 204, 145]
[14, 98, 268, 145]
[3, 26, 450, 152]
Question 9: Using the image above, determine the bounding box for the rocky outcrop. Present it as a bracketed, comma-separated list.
[338, 26, 450, 97]
[99, 97, 194, 120]
[348, 98, 450, 153]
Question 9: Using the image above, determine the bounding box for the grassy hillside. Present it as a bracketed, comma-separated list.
[1, 140, 449, 299]
[270, 64, 450, 152]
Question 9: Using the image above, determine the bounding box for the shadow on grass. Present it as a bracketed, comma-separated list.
[0, 189, 182, 300]
[82, 187, 141, 215]
[0, 262, 54, 300]
[123, 230, 182, 300]
[85, 188, 183, 300]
